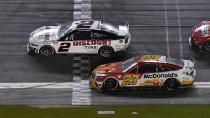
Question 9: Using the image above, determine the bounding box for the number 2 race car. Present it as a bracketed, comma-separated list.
[90, 55, 196, 92]
[189, 20, 210, 51]
[27, 20, 130, 57]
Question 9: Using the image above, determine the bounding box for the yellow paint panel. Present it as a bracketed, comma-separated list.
[180, 80, 194, 85]
[140, 55, 161, 62]
[91, 80, 99, 89]
[139, 83, 144, 86]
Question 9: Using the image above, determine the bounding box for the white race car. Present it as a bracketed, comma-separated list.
[27, 20, 130, 57]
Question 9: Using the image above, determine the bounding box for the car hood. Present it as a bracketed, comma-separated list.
[29, 26, 60, 42]
[183, 60, 195, 69]
[93, 62, 122, 75]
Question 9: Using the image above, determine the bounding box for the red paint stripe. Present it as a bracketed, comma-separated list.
[45, 34, 49, 40]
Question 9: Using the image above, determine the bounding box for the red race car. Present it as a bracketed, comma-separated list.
[90, 55, 196, 92]
[189, 20, 210, 51]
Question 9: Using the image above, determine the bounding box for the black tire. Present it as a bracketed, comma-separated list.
[98, 46, 114, 58]
[39, 45, 55, 56]
[103, 78, 119, 92]
[163, 78, 180, 91]
[204, 41, 210, 51]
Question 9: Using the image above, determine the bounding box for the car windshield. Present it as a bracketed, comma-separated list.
[58, 22, 72, 37]
[122, 57, 137, 72]
[166, 57, 184, 67]
[101, 22, 118, 34]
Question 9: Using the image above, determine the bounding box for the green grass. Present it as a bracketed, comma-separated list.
[0, 105, 210, 118]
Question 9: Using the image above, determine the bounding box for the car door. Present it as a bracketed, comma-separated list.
[70, 30, 92, 53]
[138, 64, 159, 86]
[55, 31, 73, 54]
[121, 64, 141, 87]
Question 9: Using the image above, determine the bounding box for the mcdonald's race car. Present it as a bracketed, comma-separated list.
[90, 55, 196, 92]
[189, 20, 210, 51]
[27, 20, 130, 57]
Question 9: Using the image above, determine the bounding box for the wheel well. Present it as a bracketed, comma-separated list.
[204, 40, 210, 49]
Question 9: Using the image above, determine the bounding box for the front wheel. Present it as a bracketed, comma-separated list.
[98, 46, 114, 58]
[39, 45, 55, 56]
[163, 78, 179, 91]
[103, 78, 119, 92]
[204, 41, 210, 51]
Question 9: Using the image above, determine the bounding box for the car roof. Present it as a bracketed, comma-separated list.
[136, 55, 184, 67]
[72, 20, 101, 30]
[136, 55, 166, 63]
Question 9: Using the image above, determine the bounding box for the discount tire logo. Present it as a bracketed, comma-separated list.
[144, 73, 178, 79]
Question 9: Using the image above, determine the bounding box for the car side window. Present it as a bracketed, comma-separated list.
[73, 30, 91, 40]
[138, 64, 157, 73]
[130, 67, 138, 73]
[157, 65, 176, 72]
[92, 30, 117, 40]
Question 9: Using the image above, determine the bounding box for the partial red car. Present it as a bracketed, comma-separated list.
[189, 20, 210, 51]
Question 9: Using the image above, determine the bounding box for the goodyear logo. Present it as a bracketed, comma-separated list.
[144, 73, 178, 79]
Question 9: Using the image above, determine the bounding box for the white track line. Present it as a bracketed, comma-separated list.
[176, 0, 183, 59]
[0, 82, 209, 89]
[0, 53, 27, 55]
[0, 83, 74, 89]
[164, 0, 170, 57]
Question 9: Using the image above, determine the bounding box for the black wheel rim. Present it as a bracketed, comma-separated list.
[101, 48, 111, 57]
[106, 79, 117, 91]
[41, 47, 52, 56]
[167, 79, 177, 89]
[205, 42, 210, 51]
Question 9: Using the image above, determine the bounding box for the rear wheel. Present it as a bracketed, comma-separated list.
[103, 78, 119, 92]
[99, 46, 114, 58]
[163, 78, 179, 91]
[204, 41, 210, 51]
[39, 45, 55, 56]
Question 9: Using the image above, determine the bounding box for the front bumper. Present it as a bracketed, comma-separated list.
[26, 43, 39, 54]
[189, 36, 202, 49]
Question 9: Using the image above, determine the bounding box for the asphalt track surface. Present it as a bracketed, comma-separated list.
[1, 0, 210, 106]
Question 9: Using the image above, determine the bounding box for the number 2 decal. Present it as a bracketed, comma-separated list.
[58, 43, 71, 52]
[122, 75, 139, 85]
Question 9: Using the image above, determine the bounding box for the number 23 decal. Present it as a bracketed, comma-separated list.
[58, 43, 71, 52]
[122, 75, 139, 85]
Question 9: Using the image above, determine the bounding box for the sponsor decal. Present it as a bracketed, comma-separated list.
[122, 75, 139, 85]
[140, 55, 161, 62]
[73, 40, 111, 46]
[144, 73, 178, 79]
[84, 46, 97, 50]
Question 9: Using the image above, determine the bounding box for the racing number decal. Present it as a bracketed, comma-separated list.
[58, 43, 71, 52]
[122, 75, 139, 85]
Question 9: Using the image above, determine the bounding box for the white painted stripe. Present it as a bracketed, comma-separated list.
[176, 0, 183, 59]
[164, 0, 170, 57]
[97, 111, 115, 114]
[0, 82, 208, 89]
[0, 83, 74, 89]
[0, 53, 27, 55]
